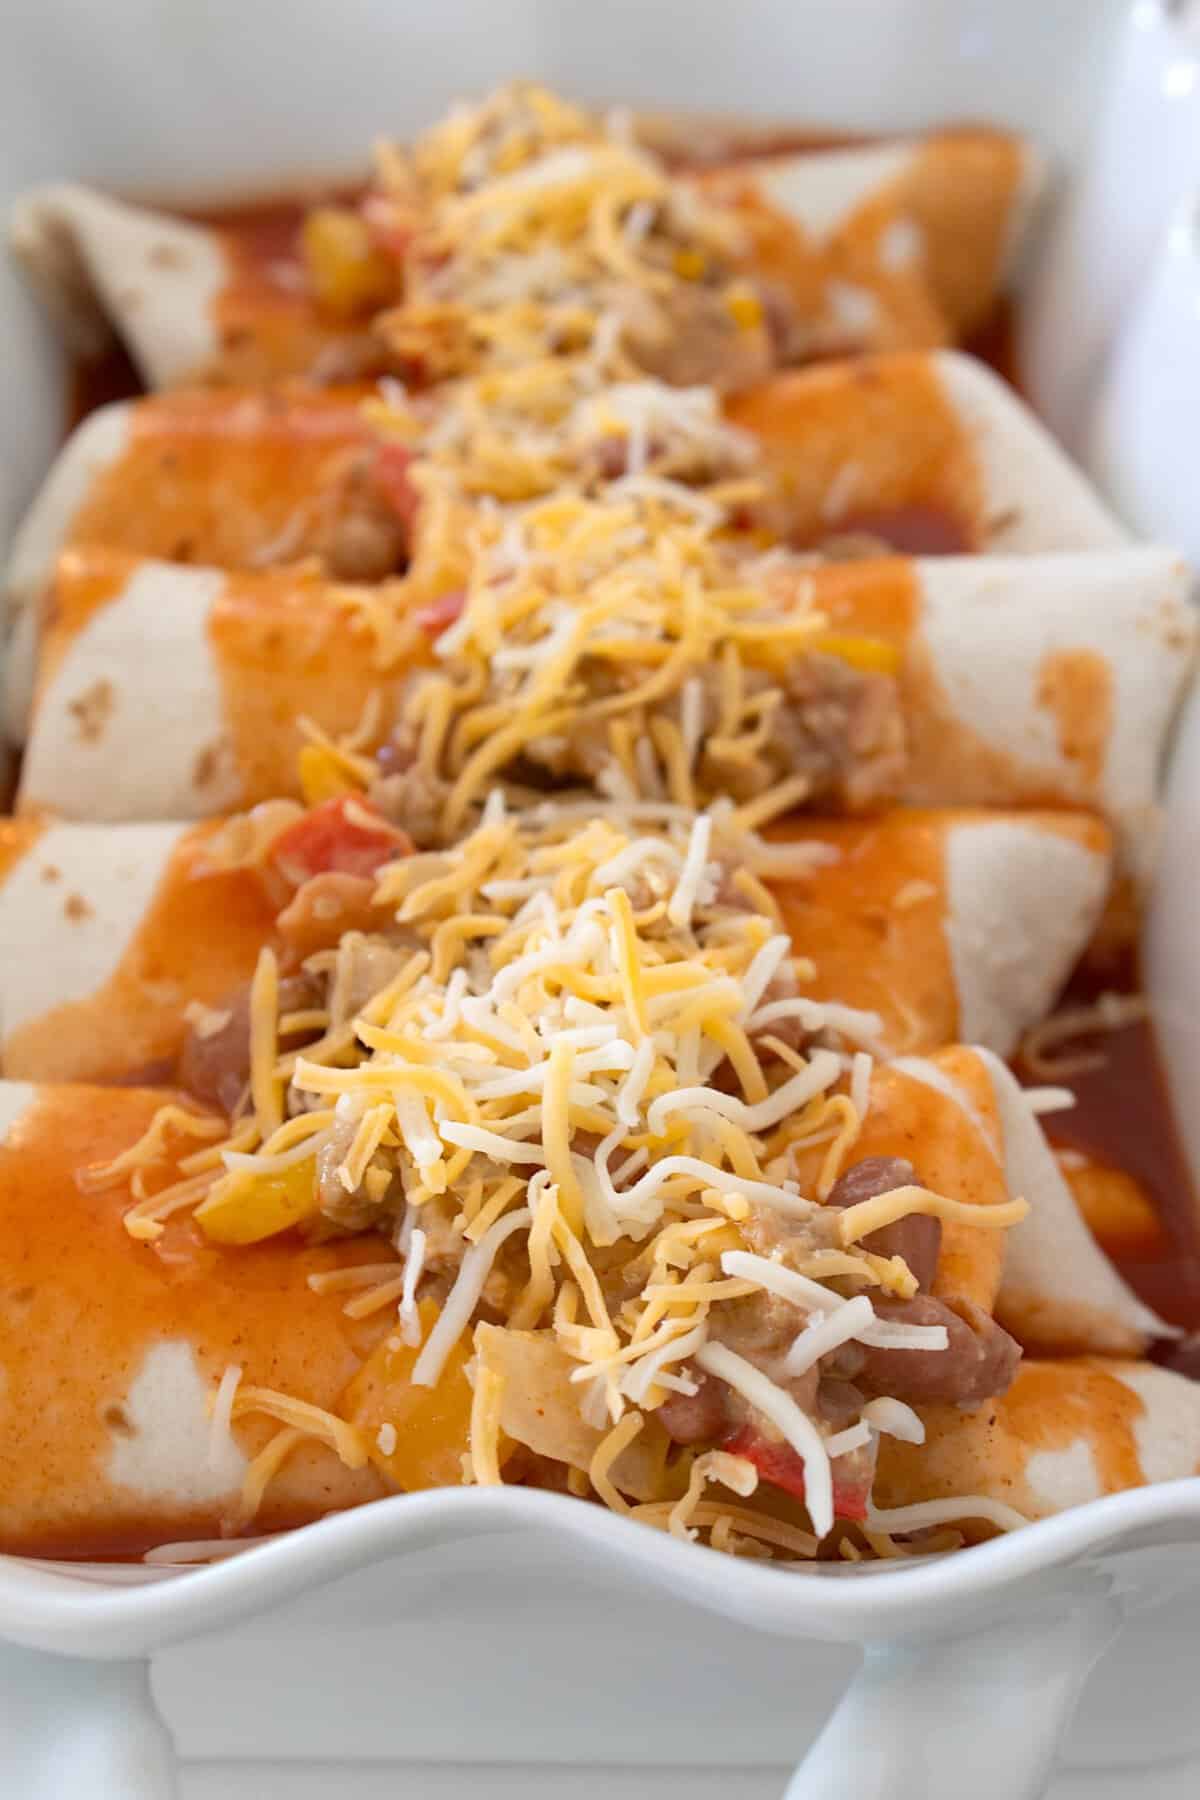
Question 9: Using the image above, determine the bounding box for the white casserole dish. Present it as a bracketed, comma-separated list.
[0, 3, 1196, 1796]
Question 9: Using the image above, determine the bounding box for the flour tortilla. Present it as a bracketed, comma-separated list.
[16, 545, 1190, 860]
[730, 349, 1129, 553]
[874, 1358, 1200, 1525]
[720, 129, 1044, 345]
[892, 1048, 1171, 1356]
[0, 805, 1104, 1081]
[0, 1080, 387, 1557]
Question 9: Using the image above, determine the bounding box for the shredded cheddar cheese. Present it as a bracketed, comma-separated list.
[835, 1185, 1030, 1246]
[116, 795, 1030, 1557]
[468, 1354, 506, 1487]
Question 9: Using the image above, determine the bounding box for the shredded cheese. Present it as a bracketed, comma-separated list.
[1020, 992, 1148, 1079]
[696, 1340, 834, 1539]
[468, 1350, 506, 1486]
[588, 1409, 644, 1514]
[208, 1364, 243, 1472]
[836, 1185, 1030, 1246]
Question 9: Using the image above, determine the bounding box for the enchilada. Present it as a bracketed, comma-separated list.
[10, 87, 1041, 393]
[16, 536, 1190, 879]
[4, 347, 1130, 739]
[0, 803, 1107, 1079]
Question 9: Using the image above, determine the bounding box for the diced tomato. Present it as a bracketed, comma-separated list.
[723, 1427, 869, 1523]
[269, 796, 412, 885]
[415, 588, 466, 636]
[372, 441, 421, 528]
[832, 1475, 870, 1523]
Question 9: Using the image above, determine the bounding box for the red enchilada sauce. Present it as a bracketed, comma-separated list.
[1016, 953, 1200, 1336]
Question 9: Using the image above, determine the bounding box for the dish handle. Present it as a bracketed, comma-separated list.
[0, 1642, 177, 1798]
[783, 1592, 1124, 1800]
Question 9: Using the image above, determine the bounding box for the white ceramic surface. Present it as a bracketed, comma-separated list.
[1022, 0, 1200, 453]
[1084, 191, 1200, 565]
[171, 1769, 1200, 1799]
[0, 5, 1196, 1800]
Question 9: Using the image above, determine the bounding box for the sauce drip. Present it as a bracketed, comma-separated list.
[1017, 952, 1200, 1334]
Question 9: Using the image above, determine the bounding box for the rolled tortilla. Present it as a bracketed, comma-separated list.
[792, 546, 1194, 878]
[0, 805, 1105, 1084]
[3, 349, 1132, 734]
[17, 543, 1190, 857]
[2, 387, 389, 739]
[707, 128, 1044, 352]
[873, 1358, 1200, 1525]
[0, 1081, 389, 1557]
[0, 815, 278, 1083]
[9, 184, 375, 388]
[10, 128, 1041, 393]
[18, 548, 425, 819]
[772, 808, 1111, 1059]
[888, 1047, 1170, 1355]
[731, 350, 1128, 553]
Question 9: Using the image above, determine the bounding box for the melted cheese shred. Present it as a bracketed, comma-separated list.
[467, 1355, 506, 1487]
[835, 1186, 1029, 1246]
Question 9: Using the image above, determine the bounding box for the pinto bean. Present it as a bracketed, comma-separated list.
[657, 1371, 731, 1446]
[826, 1155, 941, 1293]
[176, 988, 252, 1115]
[176, 973, 319, 1114]
[324, 507, 406, 582]
[853, 1294, 1021, 1406]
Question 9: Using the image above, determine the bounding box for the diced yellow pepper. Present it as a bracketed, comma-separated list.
[298, 743, 355, 807]
[344, 1300, 475, 1491]
[195, 1158, 320, 1246]
[673, 246, 707, 281]
[725, 285, 764, 330]
[810, 632, 902, 675]
[301, 206, 394, 318]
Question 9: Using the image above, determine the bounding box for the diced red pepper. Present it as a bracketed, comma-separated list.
[372, 441, 421, 528]
[269, 796, 412, 885]
[414, 588, 466, 636]
[723, 1427, 869, 1523]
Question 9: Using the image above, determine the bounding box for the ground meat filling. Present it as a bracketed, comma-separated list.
[658, 1150, 1023, 1510]
[367, 647, 906, 847]
[175, 938, 411, 1123]
[368, 741, 453, 849]
[616, 279, 779, 393]
[531, 652, 906, 813]
[317, 451, 410, 581]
